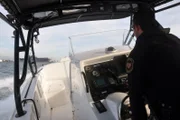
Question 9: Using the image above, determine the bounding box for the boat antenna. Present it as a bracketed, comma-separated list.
[68, 37, 75, 56]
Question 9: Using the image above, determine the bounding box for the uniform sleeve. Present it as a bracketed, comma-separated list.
[127, 52, 147, 120]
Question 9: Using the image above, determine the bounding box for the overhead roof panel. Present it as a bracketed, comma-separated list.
[0, 0, 173, 29]
[1, 0, 172, 15]
[15, 0, 59, 11]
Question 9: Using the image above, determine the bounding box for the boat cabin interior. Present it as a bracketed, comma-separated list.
[0, 0, 180, 120]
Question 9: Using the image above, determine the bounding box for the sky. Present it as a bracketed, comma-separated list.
[0, 0, 180, 60]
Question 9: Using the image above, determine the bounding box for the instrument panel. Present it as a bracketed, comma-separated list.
[84, 55, 129, 101]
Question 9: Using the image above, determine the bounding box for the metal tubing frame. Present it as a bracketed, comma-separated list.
[14, 28, 26, 117]
[68, 37, 75, 56]
[20, 28, 35, 85]
[22, 99, 39, 120]
[19, 27, 26, 47]
[123, 1, 180, 46]
[123, 15, 133, 45]
[155, 2, 180, 13]
[31, 42, 38, 75]
[0, 11, 35, 117]
[123, 30, 131, 45]
[14, 26, 37, 117]
[127, 33, 134, 45]
[0, 12, 17, 29]
[29, 38, 37, 76]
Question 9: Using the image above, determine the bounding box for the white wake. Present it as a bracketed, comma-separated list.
[0, 73, 32, 120]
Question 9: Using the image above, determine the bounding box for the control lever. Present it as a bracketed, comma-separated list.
[107, 69, 118, 79]
[107, 69, 120, 85]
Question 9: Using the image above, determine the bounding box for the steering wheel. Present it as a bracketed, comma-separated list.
[120, 95, 131, 120]
[120, 96, 155, 120]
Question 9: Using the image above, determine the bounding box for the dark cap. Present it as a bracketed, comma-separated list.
[136, 4, 155, 19]
[133, 4, 158, 32]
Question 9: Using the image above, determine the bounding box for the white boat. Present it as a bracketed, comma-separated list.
[0, 0, 179, 120]
[0, 59, 2, 62]
[23, 46, 132, 120]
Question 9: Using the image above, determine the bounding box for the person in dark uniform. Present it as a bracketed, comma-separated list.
[126, 4, 180, 120]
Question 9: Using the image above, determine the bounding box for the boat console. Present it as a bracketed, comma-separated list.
[84, 55, 129, 101]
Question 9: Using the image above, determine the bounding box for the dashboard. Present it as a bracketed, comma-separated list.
[84, 55, 129, 101]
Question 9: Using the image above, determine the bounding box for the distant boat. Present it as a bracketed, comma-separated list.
[0, 59, 12, 62]
[35, 57, 50, 62]
[19, 57, 50, 62]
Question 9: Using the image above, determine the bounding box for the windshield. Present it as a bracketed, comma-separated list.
[69, 29, 134, 56]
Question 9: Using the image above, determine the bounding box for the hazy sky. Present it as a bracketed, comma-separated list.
[0, 1, 180, 60]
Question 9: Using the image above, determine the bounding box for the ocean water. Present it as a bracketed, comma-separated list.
[0, 61, 49, 120]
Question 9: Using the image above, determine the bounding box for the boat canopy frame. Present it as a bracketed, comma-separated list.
[0, 12, 38, 117]
[0, 0, 180, 118]
[0, 0, 176, 29]
[14, 25, 38, 117]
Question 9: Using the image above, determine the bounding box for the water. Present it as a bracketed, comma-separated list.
[0, 61, 49, 120]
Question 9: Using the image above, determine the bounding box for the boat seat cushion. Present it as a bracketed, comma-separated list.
[44, 80, 68, 108]
[41, 63, 68, 80]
